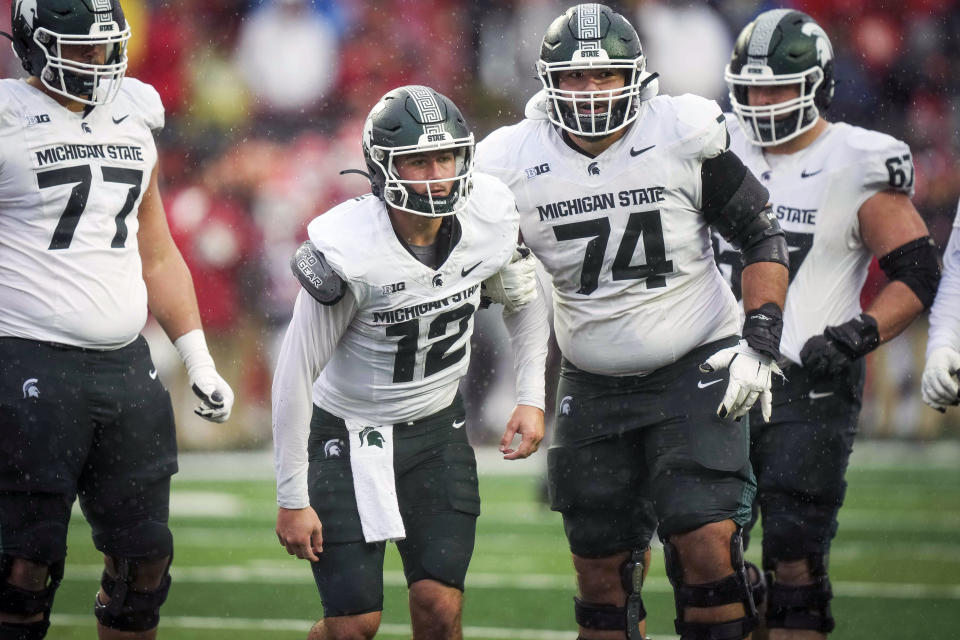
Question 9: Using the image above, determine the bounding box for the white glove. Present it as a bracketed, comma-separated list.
[174, 329, 235, 423]
[481, 248, 539, 312]
[699, 340, 783, 422]
[921, 346, 960, 412]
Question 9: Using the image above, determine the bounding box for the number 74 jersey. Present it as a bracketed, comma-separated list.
[476, 94, 741, 377]
[0, 78, 163, 348]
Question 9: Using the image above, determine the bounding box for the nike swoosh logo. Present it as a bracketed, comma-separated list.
[461, 261, 482, 277]
[801, 169, 822, 178]
[808, 390, 834, 400]
[630, 144, 656, 157]
[452, 419, 466, 429]
[112, 114, 129, 124]
[698, 379, 723, 389]
[149, 368, 158, 380]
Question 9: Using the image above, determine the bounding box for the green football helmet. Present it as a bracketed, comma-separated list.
[537, 3, 657, 139]
[8, 0, 131, 106]
[725, 9, 835, 146]
[362, 85, 475, 218]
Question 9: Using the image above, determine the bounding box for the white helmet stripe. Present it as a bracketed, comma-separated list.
[406, 85, 444, 136]
[747, 8, 793, 62]
[91, 0, 113, 22]
[577, 3, 601, 51]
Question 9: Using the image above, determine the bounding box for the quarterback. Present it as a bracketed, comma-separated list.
[476, 4, 789, 640]
[717, 9, 938, 639]
[0, 1, 233, 639]
[272, 85, 549, 640]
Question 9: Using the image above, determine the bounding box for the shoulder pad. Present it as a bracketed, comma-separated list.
[669, 94, 727, 159]
[290, 241, 346, 306]
[120, 78, 165, 132]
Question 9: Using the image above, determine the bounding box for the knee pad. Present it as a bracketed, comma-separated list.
[93, 520, 173, 560]
[574, 547, 649, 640]
[94, 557, 172, 632]
[764, 554, 835, 633]
[663, 529, 758, 640]
[0, 555, 63, 623]
[0, 621, 50, 640]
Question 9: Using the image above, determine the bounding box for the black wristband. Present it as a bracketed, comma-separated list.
[824, 313, 879, 359]
[742, 302, 783, 361]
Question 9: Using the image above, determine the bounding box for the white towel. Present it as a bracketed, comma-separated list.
[344, 420, 406, 543]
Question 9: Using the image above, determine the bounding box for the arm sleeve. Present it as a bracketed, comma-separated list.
[272, 288, 357, 509]
[500, 279, 550, 410]
[927, 211, 960, 355]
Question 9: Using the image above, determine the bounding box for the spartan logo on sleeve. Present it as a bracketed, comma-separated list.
[323, 438, 345, 459]
[359, 427, 386, 448]
[22, 378, 40, 399]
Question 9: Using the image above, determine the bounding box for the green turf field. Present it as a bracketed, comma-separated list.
[48, 444, 960, 639]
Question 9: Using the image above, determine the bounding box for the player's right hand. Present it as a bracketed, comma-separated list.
[921, 346, 960, 412]
[276, 506, 324, 562]
[700, 340, 783, 422]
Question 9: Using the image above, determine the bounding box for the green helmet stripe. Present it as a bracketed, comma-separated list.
[747, 8, 793, 61]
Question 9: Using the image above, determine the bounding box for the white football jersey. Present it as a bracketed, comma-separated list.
[0, 77, 163, 348]
[307, 173, 519, 423]
[476, 94, 741, 376]
[717, 116, 915, 365]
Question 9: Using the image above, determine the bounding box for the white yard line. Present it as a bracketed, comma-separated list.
[49, 613, 678, 639]
[58, 565, 960, 600]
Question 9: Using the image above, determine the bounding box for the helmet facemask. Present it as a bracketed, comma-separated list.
[34, 21, 130, 106]
[366, 134, 475, 218]
[725, 64, 824, 147]
[537, 53, 646, 139]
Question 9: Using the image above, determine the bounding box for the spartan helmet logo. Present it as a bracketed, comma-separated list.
[359, 427, 386, 448]
[559, 395, 574, 416]
[432, 273, 444, 288]
[22, 378, 40, 399]
[16, 0, 38, 28]
[323, 438, 344, 459]
[587, 162, 600, 176]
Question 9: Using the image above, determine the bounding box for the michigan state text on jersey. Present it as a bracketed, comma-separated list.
[272, 85, 548, 640]
[0, 1, 234, 638]
[475, 5, 789, 640]
[717, 9, 938, 638]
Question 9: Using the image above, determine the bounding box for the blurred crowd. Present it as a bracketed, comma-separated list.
[2, 0, 959, 446]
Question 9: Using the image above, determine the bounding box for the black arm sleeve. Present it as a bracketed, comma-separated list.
[877, 236, 941, 310]
[290, 241, 346, 306]
[701, 150, 789, 268]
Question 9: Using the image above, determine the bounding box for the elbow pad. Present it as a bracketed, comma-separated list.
[290, 241, 346, 306]
[878, 236, 941, 310]
[702, 151, 789, 268]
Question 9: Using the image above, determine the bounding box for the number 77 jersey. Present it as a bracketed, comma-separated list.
[0, 78, 163, 348]
[476, 94, 741, 377]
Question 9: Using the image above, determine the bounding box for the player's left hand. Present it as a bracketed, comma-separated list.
[921, 346, 960, 412]
[481, 247, 539, 312]
[500, 404, 545, 460]
[189, 365, 235, 423]
[700, 340, 783, 422]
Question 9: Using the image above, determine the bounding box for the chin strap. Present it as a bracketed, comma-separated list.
[339, 168, 371, 179]
[0, 31, 13, 44]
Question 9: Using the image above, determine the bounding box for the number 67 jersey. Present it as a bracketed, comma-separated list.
[0, 78, 162, 348]
[476, 94, 741, 377]
[715, 115, 916, 365]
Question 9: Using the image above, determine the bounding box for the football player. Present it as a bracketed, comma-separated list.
[922, 199, 960, 411]
[0, 1, 234, 639]
[475, 4, 789, 640]
[271, 85, 549, 640]
[717, 9, 939, 639]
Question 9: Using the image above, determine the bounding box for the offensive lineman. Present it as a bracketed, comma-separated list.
[476, 5, 789, 640]
[272, 85, 549, 640]
[0, 1, 234, 639]
[717, 9, 939, 639]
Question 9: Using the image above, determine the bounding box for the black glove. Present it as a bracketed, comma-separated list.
[742, 302, 783, 361]
[800, 313, 879, 380]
